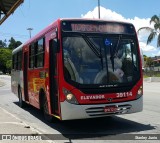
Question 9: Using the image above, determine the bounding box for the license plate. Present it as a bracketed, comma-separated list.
[104, 106, 117, 113]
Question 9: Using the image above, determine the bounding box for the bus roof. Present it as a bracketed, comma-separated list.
[24, 19, 59, 46]
[12, 44, 23, 54]
[60, 18, 133, 25]
[19, 18, 135, 48]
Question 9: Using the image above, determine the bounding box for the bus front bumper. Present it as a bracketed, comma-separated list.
[60, 96, 143, 120]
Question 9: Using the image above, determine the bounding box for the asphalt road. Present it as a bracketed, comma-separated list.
[0, 75, 160, 143]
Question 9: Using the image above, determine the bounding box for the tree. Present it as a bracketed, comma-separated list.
[0, 37, 22, 73]
[138, 15, 160, 47]
[8, 37, 22, 49]
[143, 55, 148, 63]
[143, 55, 147, 60]
[8, 37, 16, 49]
[6, 60, 12, 74]
[145, 57, 153, 69]
[0, 39, 7, 48]
[0, 48, 12, 73]
[16, 41, 22, 47]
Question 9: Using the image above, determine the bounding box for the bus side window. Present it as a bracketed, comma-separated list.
[12, 54, 15, 70]
[13, 53, 18, 70]
[35, 38, 45, 68]
[17, 51, 22, 70]
[29, 44, 35, 68]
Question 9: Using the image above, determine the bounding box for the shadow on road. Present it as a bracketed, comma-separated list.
[14, 101, 155, 140]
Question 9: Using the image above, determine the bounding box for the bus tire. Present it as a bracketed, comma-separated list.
[42, 93, 53, 122]
[18, 87, 26, 108]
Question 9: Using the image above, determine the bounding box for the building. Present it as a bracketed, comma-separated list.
[152, 56, 160, 67]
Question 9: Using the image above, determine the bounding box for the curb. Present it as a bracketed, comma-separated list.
[0, 107, 55, 143]
[144, 77, 160, 82]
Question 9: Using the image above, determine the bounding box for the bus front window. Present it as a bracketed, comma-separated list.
[63, 36, 139, 85]
[63, 37, 103, 84]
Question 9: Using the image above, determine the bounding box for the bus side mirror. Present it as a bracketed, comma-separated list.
[53, 38, 60, 53]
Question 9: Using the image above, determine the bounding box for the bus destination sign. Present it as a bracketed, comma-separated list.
[71, 24, 125, 33]
[62, 21, 135, 34]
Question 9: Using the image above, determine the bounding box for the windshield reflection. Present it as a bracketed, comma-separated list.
[63, 35, 139, 85]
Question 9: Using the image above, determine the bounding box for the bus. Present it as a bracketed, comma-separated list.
[11, 19, 143, 121]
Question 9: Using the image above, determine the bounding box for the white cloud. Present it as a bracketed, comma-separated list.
[139, 42, 156, 52]
[81, 7, 153, 39]
[157, 51, 160, 56]
[82, 6, 158, 56]
[81, 7, 152, 32]
[151, 50, 160, 57]
[139, 42, 160, 57]
[81, 7, 125, 21]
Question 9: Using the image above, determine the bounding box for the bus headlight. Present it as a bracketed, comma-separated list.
[136, 86, 143, 99]
[66, 94, 74, 100]
[63, 88, 79, 104]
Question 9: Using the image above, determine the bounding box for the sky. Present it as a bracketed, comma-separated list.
[0, 0, 160, 57]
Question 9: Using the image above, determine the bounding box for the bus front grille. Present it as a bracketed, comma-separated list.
[85, 104, 132, 117]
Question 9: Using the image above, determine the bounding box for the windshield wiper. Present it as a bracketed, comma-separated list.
[82, 34, 101, 58]
[82, 34, 104, 70]
[81, 34, 104, 70]
[110, 35, 121, 71]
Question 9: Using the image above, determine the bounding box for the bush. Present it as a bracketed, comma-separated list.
[143, 71, 160, 77]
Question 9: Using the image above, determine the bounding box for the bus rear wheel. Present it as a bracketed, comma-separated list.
[43, 94, 53, 122]
[18, 87, 26, 108]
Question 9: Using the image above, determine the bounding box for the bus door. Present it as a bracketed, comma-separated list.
[23, 52, 29, 102]
[49, 39, 59, 115]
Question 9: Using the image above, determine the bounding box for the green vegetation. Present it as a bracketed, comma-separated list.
[8, 37, 22, 50]
[143, 75, 149, 78]
[143, 71, 160, 78]
[145, 56, 154, 68]
[0, 37, 22, 74]
[0, 48, 12, 73]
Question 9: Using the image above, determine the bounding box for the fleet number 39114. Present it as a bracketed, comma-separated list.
[116, 92, 132, 98]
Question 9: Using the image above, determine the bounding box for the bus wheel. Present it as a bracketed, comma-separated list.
[18, 88, 26, 108]
[43, 95, 53, 122]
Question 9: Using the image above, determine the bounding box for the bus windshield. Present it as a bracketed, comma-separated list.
[63, 34, 140, 85]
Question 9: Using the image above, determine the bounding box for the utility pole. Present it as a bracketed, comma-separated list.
[98, 0, 100, 19]
[27, 28, 33, 38]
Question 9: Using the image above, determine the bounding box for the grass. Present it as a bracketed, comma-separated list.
[143, 75, 149, 78]
[143, 73, 160, 78]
